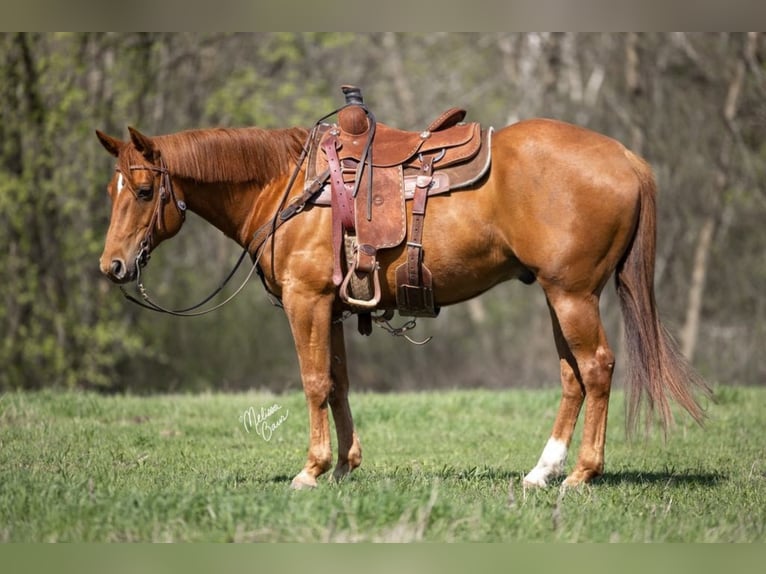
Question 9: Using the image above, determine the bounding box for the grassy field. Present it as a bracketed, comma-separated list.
[0, 386, 763, 542]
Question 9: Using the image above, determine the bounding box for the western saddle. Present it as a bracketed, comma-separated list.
[304, 85, 492, 333]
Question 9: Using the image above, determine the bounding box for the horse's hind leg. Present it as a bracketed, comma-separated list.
[524, 290, 615, 487]
[329, 320, 362, 481]
[523, 298, 585, 487]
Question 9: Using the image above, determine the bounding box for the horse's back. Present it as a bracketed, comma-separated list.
[274, 118, 647, 306]
[487, 118, 644, 293]
[493, 118, 639, 191]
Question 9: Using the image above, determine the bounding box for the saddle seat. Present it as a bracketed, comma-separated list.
[302, 86, 493, 326]
[333, 105, 480, 170]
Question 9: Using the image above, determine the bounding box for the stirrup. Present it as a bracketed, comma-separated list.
[339, 260, 382, 310]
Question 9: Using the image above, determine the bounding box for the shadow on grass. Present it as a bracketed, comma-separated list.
[267, 468, 726, 487]
[376, 465, 521, 483]
[396, 465, 727, 486]
[267, 474, 296, 484]
[267, 467, 521, 485]
[596, 470, 726, 487]
[435, 466, 518, 482]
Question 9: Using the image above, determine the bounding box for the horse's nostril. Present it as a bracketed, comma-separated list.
[110, 259, 126, 280]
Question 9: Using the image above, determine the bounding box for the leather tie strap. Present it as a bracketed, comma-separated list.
[406, 158, 433, 286]
[323, 135, 355, 230]
[394, 153, 438, 317]
[323, 134, 356, 286]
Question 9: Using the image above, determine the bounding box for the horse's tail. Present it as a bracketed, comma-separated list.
[616, 150, 712, 434]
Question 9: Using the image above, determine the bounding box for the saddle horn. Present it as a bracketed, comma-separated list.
[339, 85, 370, 136]
[341, 84, 365, 106]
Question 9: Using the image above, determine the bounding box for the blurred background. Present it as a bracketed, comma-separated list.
[1, 32, 763, 393]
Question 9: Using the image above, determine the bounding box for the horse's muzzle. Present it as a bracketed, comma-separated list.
[102, 257, 135, 284]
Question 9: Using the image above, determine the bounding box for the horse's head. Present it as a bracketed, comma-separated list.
[96, 127, 186, 284]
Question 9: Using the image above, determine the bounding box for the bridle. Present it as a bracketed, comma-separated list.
[115, 138, 326, 317]
[115, 157, 187, 270]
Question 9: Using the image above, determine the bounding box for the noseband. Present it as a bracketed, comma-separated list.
[116, 157, 187, 268]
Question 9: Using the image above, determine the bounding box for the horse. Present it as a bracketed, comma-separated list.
[95, 114, 710, 489]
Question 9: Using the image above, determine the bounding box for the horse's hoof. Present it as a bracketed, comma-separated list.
[522, 469, 550, 488]
[332, 471, 347, 483]
[562, 476, 583, 488]
[290, 470, 318, 490]
[562, 468, 597, 487]
[332, 462, 353, 483]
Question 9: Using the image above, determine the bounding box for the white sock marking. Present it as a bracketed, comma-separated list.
[524, 437, 568, 487]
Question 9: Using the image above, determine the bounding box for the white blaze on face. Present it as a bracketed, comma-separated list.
[117, 172, 125, 195]
[523, 437, 568, 487]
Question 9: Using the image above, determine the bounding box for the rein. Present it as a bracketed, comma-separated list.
[118, 134, 329, 317]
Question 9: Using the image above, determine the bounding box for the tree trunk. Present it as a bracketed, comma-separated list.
[380, 32, 416, 126]
[680, 216, 716, 361]
[679, 33, 752, 362]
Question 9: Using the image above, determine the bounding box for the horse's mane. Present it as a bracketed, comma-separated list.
[151, 127, 309, 186]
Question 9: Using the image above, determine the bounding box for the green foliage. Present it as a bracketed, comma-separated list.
[0, 387, 763, 541]
[202, 34, 346, 128]
[1, 33, 765, 392]
[0, 34, 153, 390]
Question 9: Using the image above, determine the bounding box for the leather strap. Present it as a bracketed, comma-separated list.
[120, 157, 186, 267]
[323, 135, 355, 285]
[323, 135, 355, 229]
[405, 158, 433, 286]
[394, 153, 438, 317]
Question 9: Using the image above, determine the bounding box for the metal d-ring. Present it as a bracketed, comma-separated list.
[418, 148, 446, 165]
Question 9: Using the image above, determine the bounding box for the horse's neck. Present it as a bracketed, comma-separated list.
[158, 126, 308, 248]
[179, 173, 299, 248]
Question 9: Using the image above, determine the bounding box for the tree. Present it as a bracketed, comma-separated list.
[1, 33, 764, 392]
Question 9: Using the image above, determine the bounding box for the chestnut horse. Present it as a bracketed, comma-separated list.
[96, 117, 709, 489]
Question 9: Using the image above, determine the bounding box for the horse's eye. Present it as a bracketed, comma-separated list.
[137, 186, 154, 201]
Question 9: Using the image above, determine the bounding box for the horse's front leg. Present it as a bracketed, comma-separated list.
[329, 320, 362, 481]
[283, 291, 336, 490]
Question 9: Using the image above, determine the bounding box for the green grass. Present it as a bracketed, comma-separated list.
[0, 386, 763, 542]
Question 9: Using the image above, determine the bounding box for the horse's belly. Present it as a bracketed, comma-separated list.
[375, 202, 523, 307]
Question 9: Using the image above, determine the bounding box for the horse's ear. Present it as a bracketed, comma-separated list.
[96, 130, 124, 157]
[128, 126, 157, 160]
